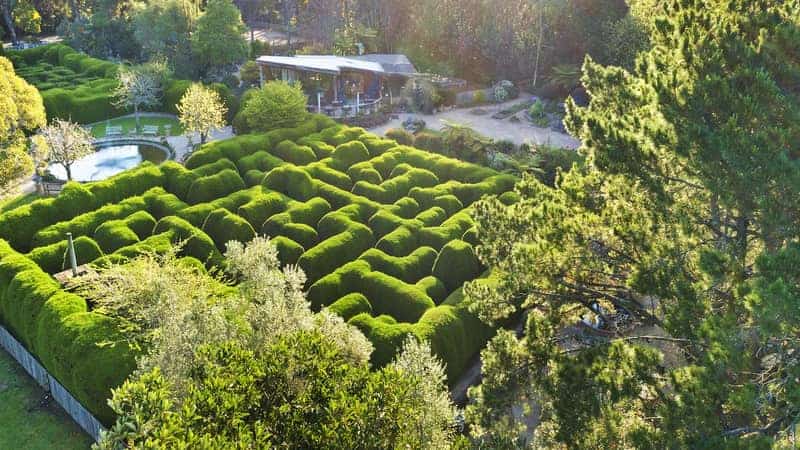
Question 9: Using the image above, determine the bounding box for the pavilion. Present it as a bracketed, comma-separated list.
[255, 54, 417, 117]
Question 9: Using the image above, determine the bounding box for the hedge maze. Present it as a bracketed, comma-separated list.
[0, 114, 518, 423]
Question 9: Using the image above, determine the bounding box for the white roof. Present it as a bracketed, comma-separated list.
[256, 55, 386, 75]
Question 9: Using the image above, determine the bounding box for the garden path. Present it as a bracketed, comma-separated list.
[369, 97, 581, 149]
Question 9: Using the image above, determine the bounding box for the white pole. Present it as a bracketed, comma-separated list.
[258, 64, 264, 88]
[356, 92, 360, 115]
[317, 92, 322, 113]
[67, 232, 78, 276]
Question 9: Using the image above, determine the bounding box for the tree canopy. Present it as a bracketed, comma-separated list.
[464, 0, 800, 447]
[0, 56, 45, 189]
[237, 80, 308, 133]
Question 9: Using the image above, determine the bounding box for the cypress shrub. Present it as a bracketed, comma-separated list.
[93, 222, 140, 253]
[367, 210, 404, 240]
[191, 158, 238, 177]
[244, 169, 265, 186]
[272, 236, 304, 265]
[262, 166, 316, 201]
[462, 226, 480, 246]
[306, 260, 371, 310]
[413, 131, 445, 153]
[327, 293, 372, 321]
[331, 141, 370, 168]
[34, 291, 87, 369]
[3, 269, 60, 347]
[389, 197, 420, 219]
[153, 216, 223, 268]
[88, 163, 165, 206]
[432, 240, 482, 292]
[298, 139, 335, 159]
[237, 150, 284, 173]
[186, 169, 246, 205]
[272, 140, 317, 165]
[201, 208, 257, 250]
[348, 165, 383, 185]
[376, 224, 420, 257]
[358, 135, 396, 156]
[144, 191, 189, 219]
[123, 210, 157, 239]
[431, 195, 464, 216]
[348, 313, 415, 367]
[384, 128, 415, 146]
[31, 196, 146, 248]
[297, 223, 374, 284]
[415, 206, 447, 227]
[302, 162, 352, 191]
[359, 271, 435, 323]
[59, 312, 137, 425]
[359, 246, 437, 284]
[415, 276, 448, 304]
[236, 193, 289, 229]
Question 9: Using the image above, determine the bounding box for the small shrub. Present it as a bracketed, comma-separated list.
[432, 240, 482, 292]
[385, 128, 415, 146]
[327, 293, 372, 321]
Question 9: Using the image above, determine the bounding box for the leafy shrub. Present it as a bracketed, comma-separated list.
[262, 166, 316, 201]
[298, 222, 374, 283]
[327, 293, 372, 321]
[331, 141, 370, 168]
[186, 169, 246, 205]
[432, 240, 482, 292]
[236, 193, 288, 229]
[413, 132, 445, 153]
[272, 140, 317, 165]
[93, 221, 141, 253]
[238, 81, 309, 133]
[384, 128, 415, 146]
[272, 236, 304, 265]
[202, 208, 257, 250]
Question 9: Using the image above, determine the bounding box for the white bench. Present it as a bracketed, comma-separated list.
[142, 125, 159, 137]
[105, 126, 123, 137]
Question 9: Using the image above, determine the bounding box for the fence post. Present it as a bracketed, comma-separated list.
[66, 232, 78, 276]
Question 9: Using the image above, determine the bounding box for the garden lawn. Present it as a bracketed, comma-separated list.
[90, 116, 185, 138]
[0, 349, 92, 450]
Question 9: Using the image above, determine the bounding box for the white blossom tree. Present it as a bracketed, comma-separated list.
[176, 83, 227, 145]
[39, 119, 94, 181]
[113, 66, 162, 132]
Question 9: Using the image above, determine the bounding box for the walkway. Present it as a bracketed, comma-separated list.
[369, 98, 581, 149]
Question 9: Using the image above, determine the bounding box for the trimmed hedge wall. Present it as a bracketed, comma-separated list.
[0, 116, 519, 426]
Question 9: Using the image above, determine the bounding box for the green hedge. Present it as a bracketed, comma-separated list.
[327, 293, 372, 321]
[236, 193, 289, 229]
[93, 221, 141, 253]
[359, 247, 437, 284]
[186, 169, 246, 205]
[358, 271, 435, 323]
[331, 141, 370, 169]
[272, 236, 305, 265]
[202, 208, 257, 250]
[272, 140, 317, 165]
[432, 240, 482, 292]
[262, 165, 317, 201]
[297, 222, 374, 284]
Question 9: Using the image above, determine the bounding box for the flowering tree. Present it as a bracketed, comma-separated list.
[113, 66, 161, 132]
[177, 83, 227, 145]
[39, 119, 93, 181]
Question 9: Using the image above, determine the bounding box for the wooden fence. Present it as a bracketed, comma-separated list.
[0, 325, 105, 442]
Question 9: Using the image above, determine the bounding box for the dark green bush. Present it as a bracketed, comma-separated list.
[191, 158, 238, 177]
[367, 210, 405, 239]
[298, 223, 374, 284]
[123, 211, 157, 239]
[153, 216, 223, 268]
[415, 207, 447, 227]
[202, 208, 257, 250]
[237, 150, 285, 174]
[331, 141, 370, 169]
[186, 169, 246, 205]
[272, 236, 304, 265]
[384, 128, 415, 146]
[144, 190, 189, 219]
[88, 163, 165, 206]
[93, 221, 141, 253]
[431, 195, 464, 216]
[348, 313, 415, 367]
[389, 197, 420, 219]
[327, 293, 372, 321]
[359, 247, 437, 284]
[3, 269, 60, 347]
[359, 271, 435, 323]
[432, 240, 482, 292]
[414, 131, 445, 153]
[262, 166, 316, 201]
[306, 260, 371, 310]
[272, 140, 317, 165]
[302, 162, 352, 191]
[236, 193, 289, 229]
[31, 196, 147, 247]
[415, 276, 448, 304]
[376, 224, 420, 257]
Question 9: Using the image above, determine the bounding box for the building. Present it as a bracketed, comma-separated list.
[255, 54, 417, 117]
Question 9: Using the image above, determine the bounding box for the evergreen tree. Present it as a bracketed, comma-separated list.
[465, 0, 800, 447]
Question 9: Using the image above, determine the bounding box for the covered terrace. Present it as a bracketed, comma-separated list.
[255, 54, 416, 118]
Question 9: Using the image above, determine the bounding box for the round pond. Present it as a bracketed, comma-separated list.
[49, 142, 169, 182]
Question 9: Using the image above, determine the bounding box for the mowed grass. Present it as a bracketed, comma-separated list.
[0, 350, 92, 450]
[90, 115, 184, 138]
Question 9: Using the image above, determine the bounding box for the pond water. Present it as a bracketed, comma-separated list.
[48, 143, 169, 182]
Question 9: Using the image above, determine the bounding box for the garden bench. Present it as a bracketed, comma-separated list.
[105, 126, 123, 137]
[142, 125, 159, 136]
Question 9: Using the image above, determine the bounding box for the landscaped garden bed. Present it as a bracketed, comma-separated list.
[0, 114, 517, 424]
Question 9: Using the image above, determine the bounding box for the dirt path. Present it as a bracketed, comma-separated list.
[369, 98, 581, 149]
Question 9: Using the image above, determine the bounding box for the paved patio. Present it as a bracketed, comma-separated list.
[369, 98, 581, 149]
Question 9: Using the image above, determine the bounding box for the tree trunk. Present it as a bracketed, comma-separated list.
[1, 0, 18, 45]
[65, 164, 72, 181]
[532, 6, 545, 89]
[201, 131, 207, 144]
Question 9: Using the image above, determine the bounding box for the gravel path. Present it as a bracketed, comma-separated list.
[369, 98, 580, 149]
